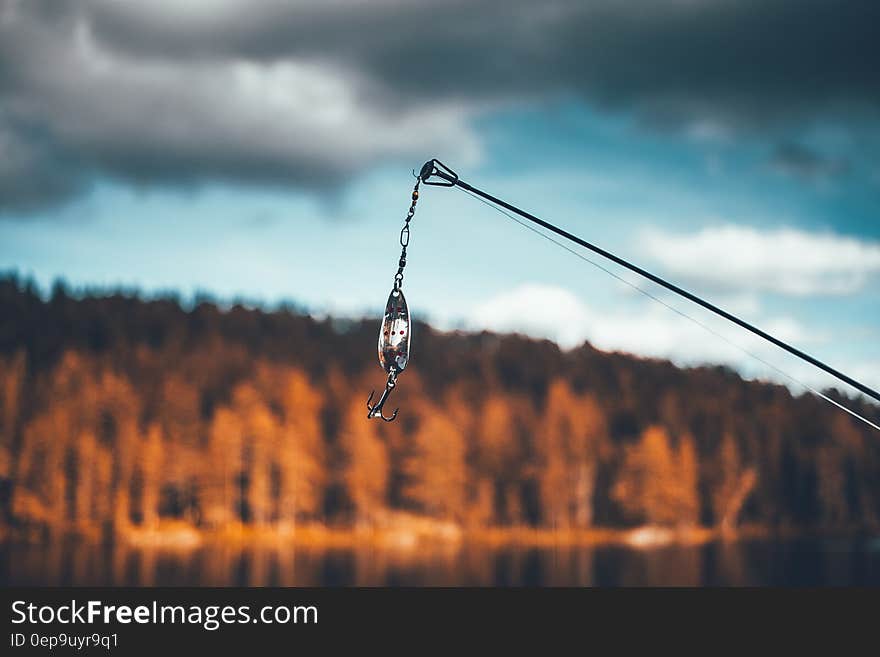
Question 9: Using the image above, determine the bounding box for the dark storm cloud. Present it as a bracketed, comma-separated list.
[0, 117, 85, 212]
[2, 0, 879, 213]
[85, 0, 880, 121]
[0, 0, 482, 213]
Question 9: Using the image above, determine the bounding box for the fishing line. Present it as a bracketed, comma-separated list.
[455, 185, 880, 434]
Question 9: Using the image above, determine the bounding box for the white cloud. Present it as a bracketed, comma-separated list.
[468, 284, 593, 350]
[639, 225, 880, 296]
[465, 282, 807, 354]
[846, 362, 880, 395]
[450, 283, 870, 395]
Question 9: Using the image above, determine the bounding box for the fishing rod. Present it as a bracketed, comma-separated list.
[366, 158, 880, 422]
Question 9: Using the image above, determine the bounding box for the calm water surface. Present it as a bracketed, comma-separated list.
[2, 538, 879, 586]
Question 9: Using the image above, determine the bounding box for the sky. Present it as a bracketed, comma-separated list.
[1, 0, 879, 397]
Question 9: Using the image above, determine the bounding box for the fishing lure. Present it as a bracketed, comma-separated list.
[366, 178, 420, 421]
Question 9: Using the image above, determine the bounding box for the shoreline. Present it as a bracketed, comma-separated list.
[3, 520, 875, 552]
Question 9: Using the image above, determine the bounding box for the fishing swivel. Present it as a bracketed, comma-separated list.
[366, 177, 420, 421]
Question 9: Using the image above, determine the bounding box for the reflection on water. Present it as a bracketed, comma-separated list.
[2, 538, 879, 586]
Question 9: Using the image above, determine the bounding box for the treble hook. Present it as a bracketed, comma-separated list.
[366, 370, 399, 422]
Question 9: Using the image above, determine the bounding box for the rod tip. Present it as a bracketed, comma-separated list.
[418, 159, 436, 182]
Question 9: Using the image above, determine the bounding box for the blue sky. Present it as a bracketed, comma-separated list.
[1, 1, 878, 398]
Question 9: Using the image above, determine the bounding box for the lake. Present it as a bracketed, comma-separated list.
[3, 537, 879, 586]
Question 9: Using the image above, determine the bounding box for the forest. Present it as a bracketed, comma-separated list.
[1, 274, 879, 546]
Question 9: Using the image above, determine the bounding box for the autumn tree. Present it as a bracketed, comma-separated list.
[277, 369, 326, 525]
[537, 380, 604, 530]
[340, 399, 389, 527]
[235, 383, 276, 527]
[612, 425, 700, 527]
[0, 350, 25, 481]
[15, 409, 68, 532]
[138, 423, 164, 529]
[402, 401, 468, 521]
[465, 479, 495, 530]
[713, 432, 757, 534]
[93, 370, 141, 534]
[815, 414, 865, 527]
[159, 375, 202, 447]
[204, 407, 244, 528]
[475, 394, 533, 525]
[675, 434, 700, 527]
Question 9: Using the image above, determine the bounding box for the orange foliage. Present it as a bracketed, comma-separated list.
[1, 278, 878, 542]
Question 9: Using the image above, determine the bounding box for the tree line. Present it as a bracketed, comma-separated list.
[1, 275, 878, 540]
